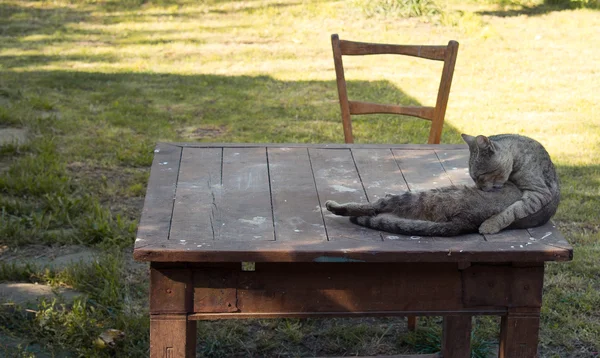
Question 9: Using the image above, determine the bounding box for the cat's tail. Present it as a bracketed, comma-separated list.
[350, 214, 471, 237]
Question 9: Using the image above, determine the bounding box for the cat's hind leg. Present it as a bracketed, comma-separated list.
[350, 214, 471, 237]
[325, 200, 378, 217]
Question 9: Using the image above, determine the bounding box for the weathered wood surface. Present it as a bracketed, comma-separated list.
[135, 143, 182, 249]
[429, 40, 459, 144]
[169, 147, 221, 242]
[268, 148, 327, 242]
[310, 148, 381, 242]
[499, 307, 541, 358]
[233, 263, 463, 313]
[150, 314, 196, 358]
[134, 144, 573, 264]
[338, 38, 448, 61]
[348, 101, 435, 121]
[442, 315, 472, 358]
[172, 142, 468, 150]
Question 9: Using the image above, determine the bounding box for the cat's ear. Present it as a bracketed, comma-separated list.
[475, 135, 495, 152]
[461, 134, 476, 146]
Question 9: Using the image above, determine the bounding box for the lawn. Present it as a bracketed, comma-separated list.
[0, 0, 599, 356]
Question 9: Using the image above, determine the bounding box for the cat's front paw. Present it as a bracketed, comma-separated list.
[478, 219, 502, 235]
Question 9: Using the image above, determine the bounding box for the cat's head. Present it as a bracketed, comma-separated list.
[461, 134, 512, 192]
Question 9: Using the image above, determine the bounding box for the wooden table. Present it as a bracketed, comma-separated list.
[133, 143, 572, 358]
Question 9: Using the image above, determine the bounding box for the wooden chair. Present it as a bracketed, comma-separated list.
[331, 34, 459, 144]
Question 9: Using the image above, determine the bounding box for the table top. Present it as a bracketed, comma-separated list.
[133, 143, 572, 263]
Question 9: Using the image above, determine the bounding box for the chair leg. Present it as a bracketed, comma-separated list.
[441, 315, 472, 358]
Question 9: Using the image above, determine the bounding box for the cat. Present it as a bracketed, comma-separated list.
[462, 133, 560, 234]
[325, 133, 559, 236]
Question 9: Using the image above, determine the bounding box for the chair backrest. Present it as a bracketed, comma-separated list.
[331, 34, 459, 144]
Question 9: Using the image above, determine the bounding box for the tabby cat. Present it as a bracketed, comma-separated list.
[325, 133, 559, 236]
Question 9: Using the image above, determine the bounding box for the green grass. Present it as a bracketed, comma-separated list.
[1, 0, 599, 356]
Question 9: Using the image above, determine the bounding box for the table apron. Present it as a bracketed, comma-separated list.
[149, 262, 544, 318]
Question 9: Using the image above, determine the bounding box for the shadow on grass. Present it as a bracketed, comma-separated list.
[0, 2, 91, 37]
[477, 0, 599, 17]
[0, 70, 466, 146]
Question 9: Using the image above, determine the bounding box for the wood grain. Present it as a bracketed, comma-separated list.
[331, 34, 354, 143]
[135, 143, 181, 249]
[351, 148, 412, 242]
[171, 142, 468, 150]
[462, 264, 543, 308]
[392, 149, 453, 191]
[442, 315, 472, 358]
[219, 148, 274, 241]
[193, 267, 237, 313]
[339, 40, 447, 61]
[235, 263, 463, 313]
[268, 148, 327, 242]
[309, 148, 382, 241]
[348, 101, 435, 121]
[499, 308, 541, 358]
[133, 236, 571, 263]
[429, 40, 459, 144]
[435, 148, 472, 186]
[150, 314, 196, 358]
[169, 147, 222, 242]
[150, 265, 192, 314]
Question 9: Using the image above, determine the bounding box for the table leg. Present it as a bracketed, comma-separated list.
[441, 315, 472, 358]
[498, 307, 540, 358]
[150, 264, 195, 357]
[150, 314, 196, 358]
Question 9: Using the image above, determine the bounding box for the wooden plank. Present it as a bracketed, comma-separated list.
[268, 148, 327, 242]
[309, 148, 382, 241]
[527, 221, 572, 250]
[351, 149, 409, 201]
[219, 147, 274, 241]
[339, 39, 447, 61]
[391, 149, 484, 243]
[235, 263, 463, 313]
[135, 143, 182, 249]
[351, 148, 412, 242]
[484, 229, 534, 246]
[133, 238, 572, 263]
[462, 265, 543, 308]
[169, 147, 222, 243]
[349, 101, 435, 121]
[392, 149, 453, 191]
[150, 265, 193, 314]
[193, 268, 238, 313]
[189, 309, 505, 320]
[435, 148, 473, 186]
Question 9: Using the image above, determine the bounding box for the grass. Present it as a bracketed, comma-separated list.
[0, 0, 599, 356]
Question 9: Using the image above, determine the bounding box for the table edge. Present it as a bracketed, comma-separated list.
[133, 239, 573, 263]
[161, 142, 468, 150]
